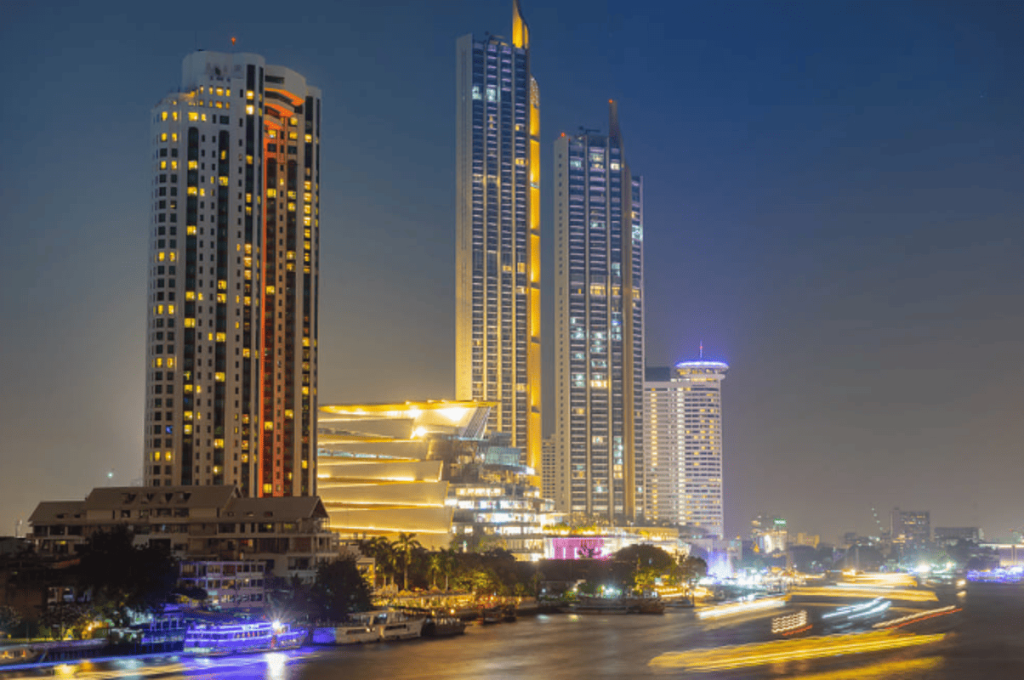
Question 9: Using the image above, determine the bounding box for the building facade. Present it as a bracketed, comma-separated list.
[643, 360, 728, 538]
[891, 508, 930, 544]
[455, 0, 542, 480]
[144, 51, 320, 497]
[28, 486, 336, 582]
[554, 101, 644, 521]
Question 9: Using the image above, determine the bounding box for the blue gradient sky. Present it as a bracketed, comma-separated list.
[1, 0, 1021, 541]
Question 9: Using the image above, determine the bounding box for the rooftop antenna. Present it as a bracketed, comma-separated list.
[699, 340, 704, 359]
[231, 36, 237, 50]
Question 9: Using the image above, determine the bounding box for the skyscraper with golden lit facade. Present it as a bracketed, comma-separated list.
[455, 1, 541, 481]
[144, 51, 320, 498]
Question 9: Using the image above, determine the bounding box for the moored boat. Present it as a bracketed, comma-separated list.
[369, 610, 424, 641]
[182, 620, 305, 656]
[311, 620, 377, 645]
[422, 613, 467, 637]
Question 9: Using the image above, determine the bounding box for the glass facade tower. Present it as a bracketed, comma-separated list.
[144, 51, 320, 498]
[554, 102, 645, 521]
[456, 1, 541, 480]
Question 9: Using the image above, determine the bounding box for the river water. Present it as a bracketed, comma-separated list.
[4, 584, 1022, 679]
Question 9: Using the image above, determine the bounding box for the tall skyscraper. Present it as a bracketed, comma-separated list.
[455, 1, 541, 479]
[644, 358, 728, 538]
[144, 51, 320, 497]
[554, 102, 645, 521]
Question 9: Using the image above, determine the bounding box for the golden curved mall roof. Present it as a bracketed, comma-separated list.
[319, 400, 495, 420]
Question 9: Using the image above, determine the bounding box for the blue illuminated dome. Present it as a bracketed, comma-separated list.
[674, 359, 729, 372]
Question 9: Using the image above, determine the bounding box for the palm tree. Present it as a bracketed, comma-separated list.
[441, 548, 457, 592]
[357, 536, 389, 589]
[427, 554, 443, 590]
[395, 532, 423, 592]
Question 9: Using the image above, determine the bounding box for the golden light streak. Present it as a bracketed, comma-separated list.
[791, 586, 938, 602]
[874, 605, 960, 629]
[648, 630, 946, 671]
[697, 597, 786, 620]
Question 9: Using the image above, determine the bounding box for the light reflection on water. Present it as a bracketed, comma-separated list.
[3, 586, 1022, 680]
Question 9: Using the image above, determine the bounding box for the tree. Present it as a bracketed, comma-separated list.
[0, 605, 21, 637]
[39, 602, 92, 640]
[614, 545, 676, 573]
[678, 556, 708, 585]
[394, 533, 422, 592]
[76, 526, 178, 626]
[427, 554, 443, 590]
[310, 557, 372, 621]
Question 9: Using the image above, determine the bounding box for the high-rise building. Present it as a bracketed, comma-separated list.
[554, 102, 645, 521]
[455, 0, 542, 481]
[144, 51, 320, 497]
[891, 508, 930, 544]
[541, 436, 556, 501]
[644, 358, 728, 537]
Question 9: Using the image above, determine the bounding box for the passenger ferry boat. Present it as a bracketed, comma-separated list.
[311, 620, 378, 645]
[182, 620, 306, 656]
[311, 610, 424, 644]
[370, 609, 424, 641]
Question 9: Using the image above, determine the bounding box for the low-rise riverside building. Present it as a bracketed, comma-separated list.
[28, 485, 336, 582]
[178, 560, 267, 608]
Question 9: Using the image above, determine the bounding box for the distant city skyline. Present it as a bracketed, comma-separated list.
[1, 0, 1021, 541]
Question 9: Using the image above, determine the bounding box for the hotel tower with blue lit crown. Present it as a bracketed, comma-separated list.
[143, 51, 320, 498]
[554, 102, 645, 521]
[644, 354, 728, 538]
[455, 1, 542, 483]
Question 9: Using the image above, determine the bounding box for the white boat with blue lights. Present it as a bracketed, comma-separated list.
[182, 619, 306, 656]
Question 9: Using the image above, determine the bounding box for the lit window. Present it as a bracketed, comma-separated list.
[160, 133, 168, 142]
[161, 111, 168, 121]
[188, 112, 199, 121]
[246, 105, 254, 115]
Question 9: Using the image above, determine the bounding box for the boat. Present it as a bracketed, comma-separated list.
[561, 596, 632, 615]
[422, 613, 467, 637]
[311, 619, 378, 645]
[182, 620, 306, 656]
[479, 606, 505, 624]
[367, 610, 424, 641]
[0, 645, 43, 667]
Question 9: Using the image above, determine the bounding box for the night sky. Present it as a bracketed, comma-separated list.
[1, 0, 1021, 543]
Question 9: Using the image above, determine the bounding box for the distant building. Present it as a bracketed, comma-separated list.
[793, 533, 820, 549]
[144, 50, 321, 496]
[934, 527, 982, 544]
[752, 515, 788, 554]
[644, 360, 728, 538]
[553, 102, 645, 521]
[27, 486, 336, 582]
[891, 508, 930, 544]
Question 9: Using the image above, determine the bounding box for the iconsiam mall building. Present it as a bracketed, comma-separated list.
[316, 401, 555, 554]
